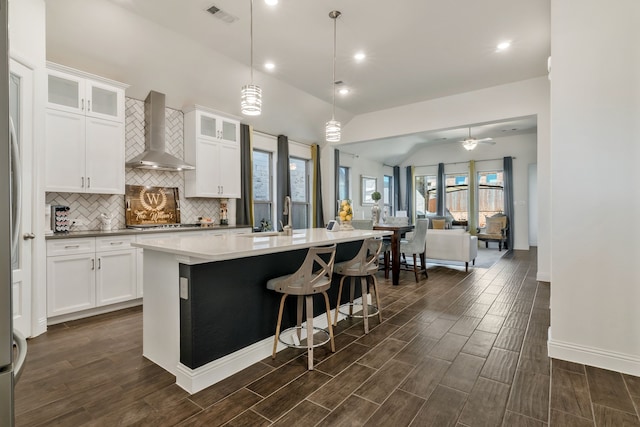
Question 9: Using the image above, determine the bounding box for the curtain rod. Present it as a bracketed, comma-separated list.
[414, 157, 516, 168]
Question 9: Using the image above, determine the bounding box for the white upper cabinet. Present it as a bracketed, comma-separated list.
[47, 64, 125, 122]
[196, 109, 239, 144]
[45, 63, 128, 194]
[184, 106, 241, 198]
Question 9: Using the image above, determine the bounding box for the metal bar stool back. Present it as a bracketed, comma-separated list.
[267, 244, 337, 370]
[333, 238, 383, 334]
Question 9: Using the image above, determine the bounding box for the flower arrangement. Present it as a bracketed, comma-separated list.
[371, 191, 382, 202]
[338, 199, 353, 222]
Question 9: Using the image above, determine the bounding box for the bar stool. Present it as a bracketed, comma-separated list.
[267, 244, 337, 370]
[333, 238, 383, 334]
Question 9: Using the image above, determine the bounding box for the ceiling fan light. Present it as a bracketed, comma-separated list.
[462, 139, 478, 151]
[326, 119, 341, 142]
[241, 84, 262, 115]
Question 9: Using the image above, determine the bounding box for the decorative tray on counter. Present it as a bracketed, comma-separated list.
[125, 185, 181, 226]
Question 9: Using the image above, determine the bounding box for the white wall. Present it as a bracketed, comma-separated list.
[322, 77, 550, 279]
[399, 133, 537, 251]
[336, 153, 392, 221]
[10, 0, 47, 336]
[548, 0, 640, 374]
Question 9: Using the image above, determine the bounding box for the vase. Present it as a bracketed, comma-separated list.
[371, 203, 380, 225]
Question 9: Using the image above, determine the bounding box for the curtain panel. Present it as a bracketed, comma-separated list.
[405, 166, 414, 222]
[393, 166, 400, 216]
[468, 160, 477, 235]
[334, 149, 340, 217]
[311, 144, 325, 227]
[236, 124, 254, 228]
[276, 135, 291, 231]
[503, 156, 514, 250]
[437, 162, 445, 216]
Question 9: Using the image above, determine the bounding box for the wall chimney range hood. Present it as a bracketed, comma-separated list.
[126, 91, 195, 171]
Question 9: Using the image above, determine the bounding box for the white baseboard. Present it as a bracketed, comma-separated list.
[536, 271, 550, 282]
[548, 333, 640, 376]
[47, 299, 142, 325]
[173, 298, 359, 394]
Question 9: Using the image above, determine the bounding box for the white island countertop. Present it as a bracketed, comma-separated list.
[132, 228, 392, 264]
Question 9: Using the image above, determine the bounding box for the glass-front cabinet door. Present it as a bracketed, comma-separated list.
[196, 110, 238, 143]
[199, 113, 218, 140]
[86, 80, 124, 122]
[47, 64, 125, 122]
[47, 69, 85, 114]
[221, 120, 237, 143]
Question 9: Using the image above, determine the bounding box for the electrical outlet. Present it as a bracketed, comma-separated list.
[69, 218, 84, 227]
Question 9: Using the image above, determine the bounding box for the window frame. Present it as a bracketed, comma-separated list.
[252, 149, 274, 230]
[289, 156, 311, 229]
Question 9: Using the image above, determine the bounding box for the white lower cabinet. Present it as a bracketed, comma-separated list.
[47, 229, 251, 319]
[47, 236, 137, 318]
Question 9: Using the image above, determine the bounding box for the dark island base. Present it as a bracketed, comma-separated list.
[179, 241, 365, 369]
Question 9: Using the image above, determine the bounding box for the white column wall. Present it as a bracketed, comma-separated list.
[548, 0, 640, 374]
[324, 77, 550, 280]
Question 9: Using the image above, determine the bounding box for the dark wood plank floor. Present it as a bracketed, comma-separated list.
[15, 248, 640, 426]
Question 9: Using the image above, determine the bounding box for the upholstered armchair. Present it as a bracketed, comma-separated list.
[477, 213, 509, 251]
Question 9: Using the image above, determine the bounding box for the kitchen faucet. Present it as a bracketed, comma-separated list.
[282, 196, 293, 235]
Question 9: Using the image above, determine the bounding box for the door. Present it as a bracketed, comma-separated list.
[85, 117, 124, 194]
[46, 254, 96, 317]
[96, 249, 136, 306]
[44, 109, 85, 192]
[9, 59, 33, 337]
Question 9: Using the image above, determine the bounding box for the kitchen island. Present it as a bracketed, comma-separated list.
[132, 228, 391, 393]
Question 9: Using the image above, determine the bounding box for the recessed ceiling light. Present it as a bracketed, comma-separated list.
[338, 88, 350, 95]
[265, 0, 278, 5]
[264, 62, 275, 71]
[496, 41, 511, 51]
[354, 51, 366, 62]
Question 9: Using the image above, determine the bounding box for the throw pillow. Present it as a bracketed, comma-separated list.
[432, 219, 446, 229]
[486, 218, 503, 235]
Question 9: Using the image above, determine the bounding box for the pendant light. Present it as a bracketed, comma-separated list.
[241, 0, 262, 115]
[325, 10, 341, 142]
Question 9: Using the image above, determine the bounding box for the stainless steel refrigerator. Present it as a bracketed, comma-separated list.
[1, 0, 27, 424]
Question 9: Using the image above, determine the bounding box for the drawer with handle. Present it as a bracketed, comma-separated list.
[46, 238, 95, 256]
[96, 235, 136, 252]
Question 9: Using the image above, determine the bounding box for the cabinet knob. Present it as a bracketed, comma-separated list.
[81, 177, 85, 188]
[23, 233, 35, 240]
[87, 177, 91, 188]
[81, 99, 84, 111]
[87, 100, 91, 111]
[91, 258, 95, 270]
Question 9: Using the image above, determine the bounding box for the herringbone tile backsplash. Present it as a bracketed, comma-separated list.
[46, 98, 222, 231]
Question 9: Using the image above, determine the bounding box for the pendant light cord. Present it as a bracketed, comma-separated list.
[250, 0, 254, 83]
[331, 12, 338, 120]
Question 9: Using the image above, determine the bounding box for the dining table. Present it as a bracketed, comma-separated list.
[373, 223, 414, 286]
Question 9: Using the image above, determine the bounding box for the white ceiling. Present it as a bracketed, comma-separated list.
[44, 0, 549, 162]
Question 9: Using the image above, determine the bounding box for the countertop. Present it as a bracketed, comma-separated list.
[45, 225, 251, 239]
[132, 228, 392, 263]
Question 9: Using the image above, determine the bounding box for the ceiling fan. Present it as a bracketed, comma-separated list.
[459, 128, 495, 151]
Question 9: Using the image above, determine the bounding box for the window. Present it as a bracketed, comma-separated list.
[445, 173, 469, 221]
[290, 157, 310, 229]
[338, 166, 350, 201]
[414, 175, 437, 216]
[383, 175, 393, 214]
[477, 171, 504, 227]
[252, 150, 273, 230]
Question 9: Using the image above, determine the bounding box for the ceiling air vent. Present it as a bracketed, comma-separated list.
[207, 5, 238, 24]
